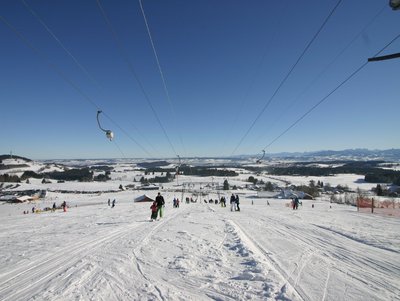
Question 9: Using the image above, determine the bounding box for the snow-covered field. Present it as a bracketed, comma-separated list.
[1, 158, 399, 300]
[1, 189, 399, 301]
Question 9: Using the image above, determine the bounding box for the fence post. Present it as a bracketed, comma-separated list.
[371, 198, 374, 214]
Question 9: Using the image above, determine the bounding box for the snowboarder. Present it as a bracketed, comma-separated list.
[155, 192, 165, 219]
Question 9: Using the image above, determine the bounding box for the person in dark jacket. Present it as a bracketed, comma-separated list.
[230, 194, 236, 211]
[235, 194, 240, 211]
[155, 192, 165, 219]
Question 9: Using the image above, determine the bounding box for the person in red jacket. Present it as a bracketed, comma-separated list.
[150, 201, 157, 221]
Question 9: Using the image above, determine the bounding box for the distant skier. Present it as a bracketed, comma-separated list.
[150, 201, 157, 221]
[235, 194, 240, 211]
[62, 201, 67, 212]
[52, 202, 56, 212]
[292, 197, 299, 210]
[108, 199, 111, 206]
[230, 194, 236, 212]
[155, 192, 165, 219]
[112, 199, 116, 208]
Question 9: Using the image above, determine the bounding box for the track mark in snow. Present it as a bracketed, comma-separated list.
[312, 224, 400, 254]
[321, 268, 330, 301]
[227, 219, 309, 301]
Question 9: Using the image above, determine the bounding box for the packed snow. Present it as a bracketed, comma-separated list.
[0, 161, 399, 300]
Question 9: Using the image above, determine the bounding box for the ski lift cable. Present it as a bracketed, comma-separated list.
[230, 0, 343, 156]
[138, 0, 188, 157]
[250, 4, 386, 149]
[96, 0, 178, 157]
[20, 0, 102, 89]
[0, 15, 153, 157]
[262, 32, 400, 151]
[219, 1, 290, 151]
[20, 0, 160, 157]
[112, 139, 127, 159]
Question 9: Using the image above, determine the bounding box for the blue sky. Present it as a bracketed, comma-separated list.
[1, 0, 399, 159]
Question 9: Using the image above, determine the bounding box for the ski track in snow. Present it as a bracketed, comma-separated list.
[225, 219, 307, 301]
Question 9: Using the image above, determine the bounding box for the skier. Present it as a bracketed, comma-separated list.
[108, 199, 111, 206]
[52, 202, 56, 212]
[230, 194, 236, 212]
[235, 194, 240, 211]
[155, 192, 165, 219]
[62, 201, 67, 212]
[112, 199, 116, 208]
[150, 201, 157, 221]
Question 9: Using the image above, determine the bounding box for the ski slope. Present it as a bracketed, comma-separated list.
[0, 193, 399, 301]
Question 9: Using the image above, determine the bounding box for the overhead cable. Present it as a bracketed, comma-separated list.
[0, 15, 153, 157]
[262, 32, 400, 150]
[96, 0, 178, 157]
[138, 0, 187, 157]
[20, 0, 161, 157]
[252, 4, 386, 148]
[230, 0, 343, 156]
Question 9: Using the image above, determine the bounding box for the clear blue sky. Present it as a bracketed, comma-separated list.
[1, 0, 399, 159]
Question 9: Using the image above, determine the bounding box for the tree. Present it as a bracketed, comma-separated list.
[223, 179, 229, 190]
[264, 181, 274, 191]
[376, 184, 383, 196]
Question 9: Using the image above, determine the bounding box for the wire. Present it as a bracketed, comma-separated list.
[20, 0, 102, 89]
[20, 0, 161, 157]
[230, 0, 343, 156]
[138, 0, 187, 157]
[0, 14, 153, 157]
[220, 1, 289, 152]
[251, 4, 386, 149]
[96, 0, 178, 157]
[262, 32, 400, 150]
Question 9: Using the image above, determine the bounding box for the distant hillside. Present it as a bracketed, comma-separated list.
[0, 155, 32, 162]
[263, 149, 400, 162]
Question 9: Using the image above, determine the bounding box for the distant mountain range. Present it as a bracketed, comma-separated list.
[258, 149, 400, 162]
[1, 149, 400, 164]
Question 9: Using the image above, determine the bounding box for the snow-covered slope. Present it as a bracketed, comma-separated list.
[0, 194, 399, 301]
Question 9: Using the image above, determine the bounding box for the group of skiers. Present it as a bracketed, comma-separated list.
[230, 194, 240, 211]
[108, 198, 116, 208]
[292, 197, 300, 210]
[172, 197, 180, 208]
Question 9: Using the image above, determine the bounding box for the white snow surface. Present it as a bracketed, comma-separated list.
[1, 191, 399, 300]
[1, 159, 399, 300]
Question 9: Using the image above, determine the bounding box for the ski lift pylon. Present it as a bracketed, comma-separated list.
[96, 110, 114, 141]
